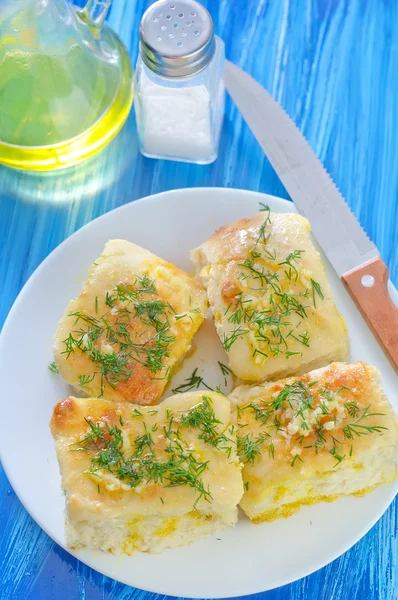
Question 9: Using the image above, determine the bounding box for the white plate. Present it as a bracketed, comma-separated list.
[0, 188, 397, 598]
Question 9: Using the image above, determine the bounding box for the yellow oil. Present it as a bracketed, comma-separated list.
[0, 28, 134, 171]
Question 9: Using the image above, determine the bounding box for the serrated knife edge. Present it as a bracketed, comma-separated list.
[224, 60, 378, 276]
[225, 60, 398, 373]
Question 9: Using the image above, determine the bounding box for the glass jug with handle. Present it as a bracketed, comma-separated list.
[0, 0, 133, 171]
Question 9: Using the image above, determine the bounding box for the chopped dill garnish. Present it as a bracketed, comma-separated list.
[180, 396, 233, 454]
[72, 396, 235, 509]
[48, 361, 59, 374]
[319, 388, 334, 401]
[222, 326, 248, 351]
[218, 361, 232, 386]
[221, 209, 326, 359]
[291, 453, 303, 467]
[268, 442, 275, 459]
[278, 250, 304, 281]
[259, 204, 271, 223]
[344, 400, 360, 418]
[172, 368, 213, 394]
[287, 330, 310, 347]
[319, 401, 330, 415]
[237, 432, 270, 463]
[236, 380, 388, 469]
[336, 386, 350, 394]
[310, 279, 324, 308]
[286, 351, 302, 359]
[62, 275, 178, 396]
[78, 374, 95, 386]
[342, 406, 388, 439]
[174, 308, 201, 322]
[329, 442, 345, 466]
[132, 408, 143, 417]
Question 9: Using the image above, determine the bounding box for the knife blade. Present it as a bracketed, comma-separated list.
[224, 59, 398, 372]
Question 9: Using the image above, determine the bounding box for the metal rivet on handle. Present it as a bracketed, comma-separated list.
[361, 275, 375, 288]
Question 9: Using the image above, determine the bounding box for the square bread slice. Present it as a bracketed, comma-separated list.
[50, 391, 243, 554]
[53, 239, 208, 405]
[230, 362, 398, 523]
[191, 211, 349, 382]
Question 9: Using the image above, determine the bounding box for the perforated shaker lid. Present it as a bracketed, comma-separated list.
[139, 0, 215, 77]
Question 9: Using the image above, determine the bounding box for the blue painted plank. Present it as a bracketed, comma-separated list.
[0, 0, 396, 598]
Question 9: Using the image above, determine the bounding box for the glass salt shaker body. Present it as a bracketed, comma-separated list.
[134, 0, 225, 164]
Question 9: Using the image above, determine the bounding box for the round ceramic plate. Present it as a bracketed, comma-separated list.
[0, 188, 397, 597]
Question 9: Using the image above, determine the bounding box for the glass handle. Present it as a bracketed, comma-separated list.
[78, 0, 112, 38]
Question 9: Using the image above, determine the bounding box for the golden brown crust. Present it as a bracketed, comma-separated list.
[50, 393, 244, 523]
[192, 212, 350, 382]
[51, 397, 77, 431]
[231, 362, 398, 522]
[111, 360, 163, 405]
[53, 240, 208, 405]
[233, 362, 395, 467]
[209, 214, 267, 263]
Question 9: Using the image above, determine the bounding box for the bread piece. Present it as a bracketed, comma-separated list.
[191, 211, 349, 382]
[50, 391, 243, 554]
[230, 362, 398, 523]
[53, 240, 207, 405]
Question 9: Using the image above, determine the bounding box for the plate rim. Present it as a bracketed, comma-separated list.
[0, 187, 396, 598]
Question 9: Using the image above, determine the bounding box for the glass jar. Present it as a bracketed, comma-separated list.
[0, 0, 134, 171]
[134, 0, 225, 164]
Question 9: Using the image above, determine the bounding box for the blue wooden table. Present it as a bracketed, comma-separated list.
[0, 0, 397, 598]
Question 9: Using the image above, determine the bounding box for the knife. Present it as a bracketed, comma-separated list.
[224, 60, 398, 373]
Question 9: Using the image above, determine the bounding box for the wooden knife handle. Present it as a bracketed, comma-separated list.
[342, 256, 398, 372]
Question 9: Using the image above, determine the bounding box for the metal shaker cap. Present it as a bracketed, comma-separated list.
[139, 0, 215, 77]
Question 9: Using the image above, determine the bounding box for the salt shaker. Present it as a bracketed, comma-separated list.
[134, 0, 225, 164]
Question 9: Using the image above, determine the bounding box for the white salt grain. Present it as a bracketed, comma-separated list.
[139, 73, 213, 160]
